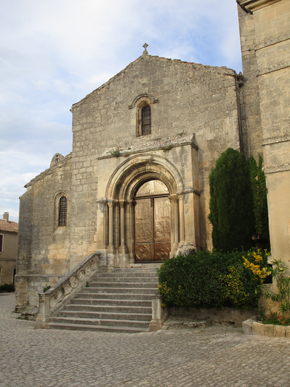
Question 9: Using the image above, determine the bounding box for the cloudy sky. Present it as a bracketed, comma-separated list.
[0, 0, 242, 222]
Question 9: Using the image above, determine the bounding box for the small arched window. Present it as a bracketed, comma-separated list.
[141, 105, 151, 135]
[58, 196, 67, 227]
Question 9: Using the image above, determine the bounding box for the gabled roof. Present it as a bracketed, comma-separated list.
[0, 219, 18, 233]
[71, 53, 237, 110]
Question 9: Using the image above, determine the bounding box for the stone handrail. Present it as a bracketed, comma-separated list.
[35, 251, 105, 328]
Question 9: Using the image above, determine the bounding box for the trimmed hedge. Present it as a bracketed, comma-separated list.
[158, 250, 270, 309]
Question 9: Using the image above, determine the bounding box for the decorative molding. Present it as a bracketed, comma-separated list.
[262, 135, 290, 146]
[128, 93, 159, 109]
[96, 199, 108, 204]
[177, 188, 201, 196]
[255, 34, 290, 51]
[238, 0, 281, 12]
[258, 61, 290, 77]
[264, 164, 290, 174]
[98, 134, 198, 160]
[236, 0, 253, 14]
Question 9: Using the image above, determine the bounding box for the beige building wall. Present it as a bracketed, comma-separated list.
[238, 0, 290, 268]
[16, 154, 72, 311]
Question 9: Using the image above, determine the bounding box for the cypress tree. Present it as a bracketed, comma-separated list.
[249, 155, 269, 236]
[208, 148, 254, 252]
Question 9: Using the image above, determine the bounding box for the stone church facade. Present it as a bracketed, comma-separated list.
[16, 0, 290, 313]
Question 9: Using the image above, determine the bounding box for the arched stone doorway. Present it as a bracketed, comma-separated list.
[135, 180, 171, 262]
[99, 154, 198, 267]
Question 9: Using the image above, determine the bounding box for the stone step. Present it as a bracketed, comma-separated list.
[90, 282, 158, 288]
[108, 267, 160, 272]
[50, 267, 159, 333]
[51, 316, 150, 329]
[70, 298, 152, 307]
[63, 304, 152, 314]
[47, 322, 148, 333]
[89, 276, 158, 283]
[57, 310, 152, 321]
[80, 287, 157, 294]
[96, 271, 158, 276]
[74, 292, 155, 301]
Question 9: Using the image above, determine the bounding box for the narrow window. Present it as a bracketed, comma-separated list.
[58, 197, 67, 227]
[141, 105, 151, 135]
[0, 235, 3, 252]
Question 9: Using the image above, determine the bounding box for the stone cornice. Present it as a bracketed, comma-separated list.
[264, 164, 290, 174]
[239, 0, 281, 11]
[98, 134, 198, 160]
[262, 134, 290, 146]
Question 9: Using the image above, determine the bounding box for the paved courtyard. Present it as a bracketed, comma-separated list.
[1, 293, 290, 387]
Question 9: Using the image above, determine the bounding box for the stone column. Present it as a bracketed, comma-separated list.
[170, 195, 179, 254]
[107, 200, 114, 253]
[119, 201, 128, 254]
[174, 197, 179, 248]
[178, 195, 185, 243]
[183, 191, 199, 247]
[128, 200, 135, 264]
[96, 199, 107, 250]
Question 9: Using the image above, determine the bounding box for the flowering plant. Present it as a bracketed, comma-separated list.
[264, 259, 290, 315]
[243, 250, 271, 283]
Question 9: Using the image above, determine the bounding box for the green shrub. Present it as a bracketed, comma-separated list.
[264, 260, 290, 315]
[0, 283, 15, 293]
[208, 148, 254, 252]
[158, 249, 270, 309]
[42, 285, 51, 293]
[249, 155, 269, 236]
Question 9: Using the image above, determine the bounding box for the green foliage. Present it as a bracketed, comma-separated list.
[110, 148, 121, 157]
[208, 148, 254, 252]
[42, 285, 51, 293]
[158, 249, 270, 309]
[162, 145, 173, 151]
[249, 155, 269, 236]
[0, 283, 15, 293]
[264, 260, 290, 315]
[258, 312, 290, 326]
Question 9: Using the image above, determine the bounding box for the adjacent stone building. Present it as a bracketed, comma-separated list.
[16, 0, 290, 313]
[238, 0, 290, 274]
[0, 213, 18, 286]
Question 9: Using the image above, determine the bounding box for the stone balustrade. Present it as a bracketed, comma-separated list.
[35, 252, 105, 328]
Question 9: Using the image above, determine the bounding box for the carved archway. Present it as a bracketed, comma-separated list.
[104, 155, 185, 266]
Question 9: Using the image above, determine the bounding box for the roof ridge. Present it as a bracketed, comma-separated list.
[71, 54, 237, 110]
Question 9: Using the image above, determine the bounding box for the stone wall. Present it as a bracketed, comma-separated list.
[16, 154, 72, 309]
[238, 5, 263, 159]
[238, 0, 290, 267]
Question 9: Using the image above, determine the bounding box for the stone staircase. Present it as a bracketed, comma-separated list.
[47, 266, 159, 333]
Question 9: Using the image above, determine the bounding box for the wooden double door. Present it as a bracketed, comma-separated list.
[135, 195, 171, 262]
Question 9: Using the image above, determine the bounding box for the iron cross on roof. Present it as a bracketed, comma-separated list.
[143, 43, 148, 54]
